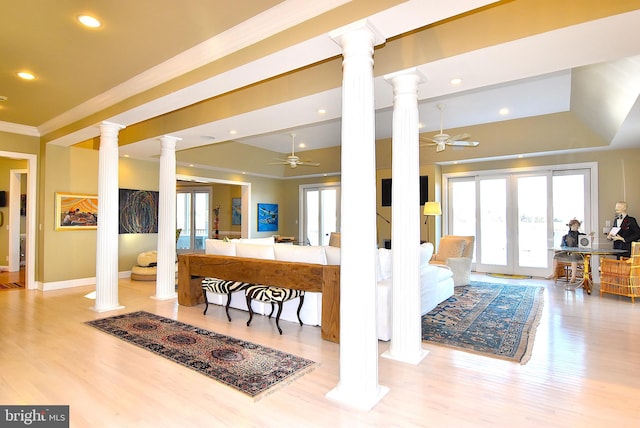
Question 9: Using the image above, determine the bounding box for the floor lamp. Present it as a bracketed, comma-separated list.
[423, 201, 442, 244]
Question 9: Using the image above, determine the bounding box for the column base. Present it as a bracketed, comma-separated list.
[151, 293, 177, 301]
[381, 348, 429, 365]
[326, 384, 389, 411]
[90, 304, 124, 313]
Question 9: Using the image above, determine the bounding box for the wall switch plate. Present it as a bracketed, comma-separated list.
[606, 220, 611, 227]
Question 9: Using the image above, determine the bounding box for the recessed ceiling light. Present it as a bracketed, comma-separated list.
[299, 143, 306, 148]
[499, 108, 510, 116]
[317, 108, 326, 115]
[418, 122, 424, 129]
[229, 130, 237, 135]
[77, 15, 101, 28]
[450, 78, 462, 85]
[123, 154, 129, 158]
[17, 72, 35, 80]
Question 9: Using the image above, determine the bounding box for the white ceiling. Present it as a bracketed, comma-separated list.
[114, 6, 640, 160]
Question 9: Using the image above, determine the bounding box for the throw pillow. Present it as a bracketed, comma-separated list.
[274, 244, 327, 265]
[205, 239, 236, 256]
[235, 242, 275, 259]
[434, 238, 466, 262]
[378, 248, 393, 280]
[324, 246, 341, 265]
[420, 242, 434, 267]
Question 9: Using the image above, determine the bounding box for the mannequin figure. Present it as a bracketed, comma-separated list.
[607, 201, 640, 258]
[552, 219, 592, 283]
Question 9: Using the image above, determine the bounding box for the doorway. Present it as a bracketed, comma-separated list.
[300, 183, 340, 246]
[1, 151, 36, 289]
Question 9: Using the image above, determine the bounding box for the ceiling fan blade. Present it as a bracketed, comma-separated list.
[268, 158, 289, 165]
[449, 140, 480, 147]
[449, 133, 470, 141]
[298, 161, 320, 166]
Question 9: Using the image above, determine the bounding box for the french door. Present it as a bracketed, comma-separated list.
[176, 187, 211, 253]
[447, 167, 592, 277]
[300, 184, 340, 246]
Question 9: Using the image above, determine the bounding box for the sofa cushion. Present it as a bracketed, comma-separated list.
[274, 244, 327, 265]
[235, 242, 275, 259]
[205, 239, 236, 256]
[324, 246, 341, 265]
[420, 242, 434, 267]
[433, 238, 467, 262]
[235, 236, 275, 245]
[378, 248, 393, 280]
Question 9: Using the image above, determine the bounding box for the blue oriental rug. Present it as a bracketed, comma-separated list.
[86, 311, 316, 399]
[422, 282, 544, 364]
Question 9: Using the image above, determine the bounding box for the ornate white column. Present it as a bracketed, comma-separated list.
[93, 121, 125, 312]
[326, 20, 388, 411]
[382, 68, 428, 364]
[154, 136, 180, 300]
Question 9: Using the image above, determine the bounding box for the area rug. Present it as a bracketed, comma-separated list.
[86, 311, 317, 400]
[0, 282, 23, 290]
[422, 282, 544, 364]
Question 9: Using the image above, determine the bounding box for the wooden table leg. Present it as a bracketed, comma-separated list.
[582, 254, 592, 294]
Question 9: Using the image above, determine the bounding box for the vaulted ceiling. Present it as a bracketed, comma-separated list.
[2, 0, 640, 176]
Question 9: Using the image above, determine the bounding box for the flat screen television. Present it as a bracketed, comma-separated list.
[381, 176, 428, 206]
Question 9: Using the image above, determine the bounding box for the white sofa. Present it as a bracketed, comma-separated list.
[202, 237, 454, 341]
[376, 243, 454, 341]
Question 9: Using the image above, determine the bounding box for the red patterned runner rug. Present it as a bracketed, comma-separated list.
[86, 311, 317, 400]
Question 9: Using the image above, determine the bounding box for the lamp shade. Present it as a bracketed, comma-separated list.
[423, 201, 442, 216]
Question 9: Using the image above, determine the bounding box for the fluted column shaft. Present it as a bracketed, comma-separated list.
[154, 136, 180, 300]
[382, 69, 428, 364]
[94, 122, 125, 312]
[326, 21, 388, 411]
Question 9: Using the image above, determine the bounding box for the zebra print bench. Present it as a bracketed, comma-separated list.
[245, 284, 305, 335]
[201, 278, 251, 321]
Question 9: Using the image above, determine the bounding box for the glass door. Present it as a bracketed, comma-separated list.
[301, 185, 340, 246]
[177, 188, 211, 253]
[448, 168, 591, 277]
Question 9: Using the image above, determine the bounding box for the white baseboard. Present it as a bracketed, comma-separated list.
[40, 271, 133, 291]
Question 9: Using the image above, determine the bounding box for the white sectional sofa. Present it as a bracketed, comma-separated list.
[376, 243, 454, 341]
[202, 237, 454, 341]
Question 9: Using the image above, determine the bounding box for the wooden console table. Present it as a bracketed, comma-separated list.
[177, 253, 340, 343]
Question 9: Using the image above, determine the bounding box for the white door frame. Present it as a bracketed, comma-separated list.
[2, 151, 36, 289]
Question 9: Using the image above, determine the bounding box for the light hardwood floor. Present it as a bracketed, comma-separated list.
[1, 273, 639, 427]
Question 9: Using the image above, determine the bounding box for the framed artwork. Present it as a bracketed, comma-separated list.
[257, 203, 278, 232]
[55, 192, 98, 230]
[119, 188, 159, 234]
[232, 197, 242, 225]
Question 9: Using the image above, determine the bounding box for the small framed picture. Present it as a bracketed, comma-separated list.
[55, 192, 98, 231]
[257, 203, 278, 232]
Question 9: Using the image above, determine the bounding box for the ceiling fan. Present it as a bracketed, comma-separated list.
[420, 103, 480, 152]
[269, 133, 320, 168]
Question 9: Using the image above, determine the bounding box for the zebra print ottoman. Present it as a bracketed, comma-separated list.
[245, 285, 305, 335]
[201, 278, 250, 321]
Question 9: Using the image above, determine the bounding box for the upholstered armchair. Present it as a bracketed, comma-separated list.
[429, 235, 475, 286]
[600, 241, 640, 302]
